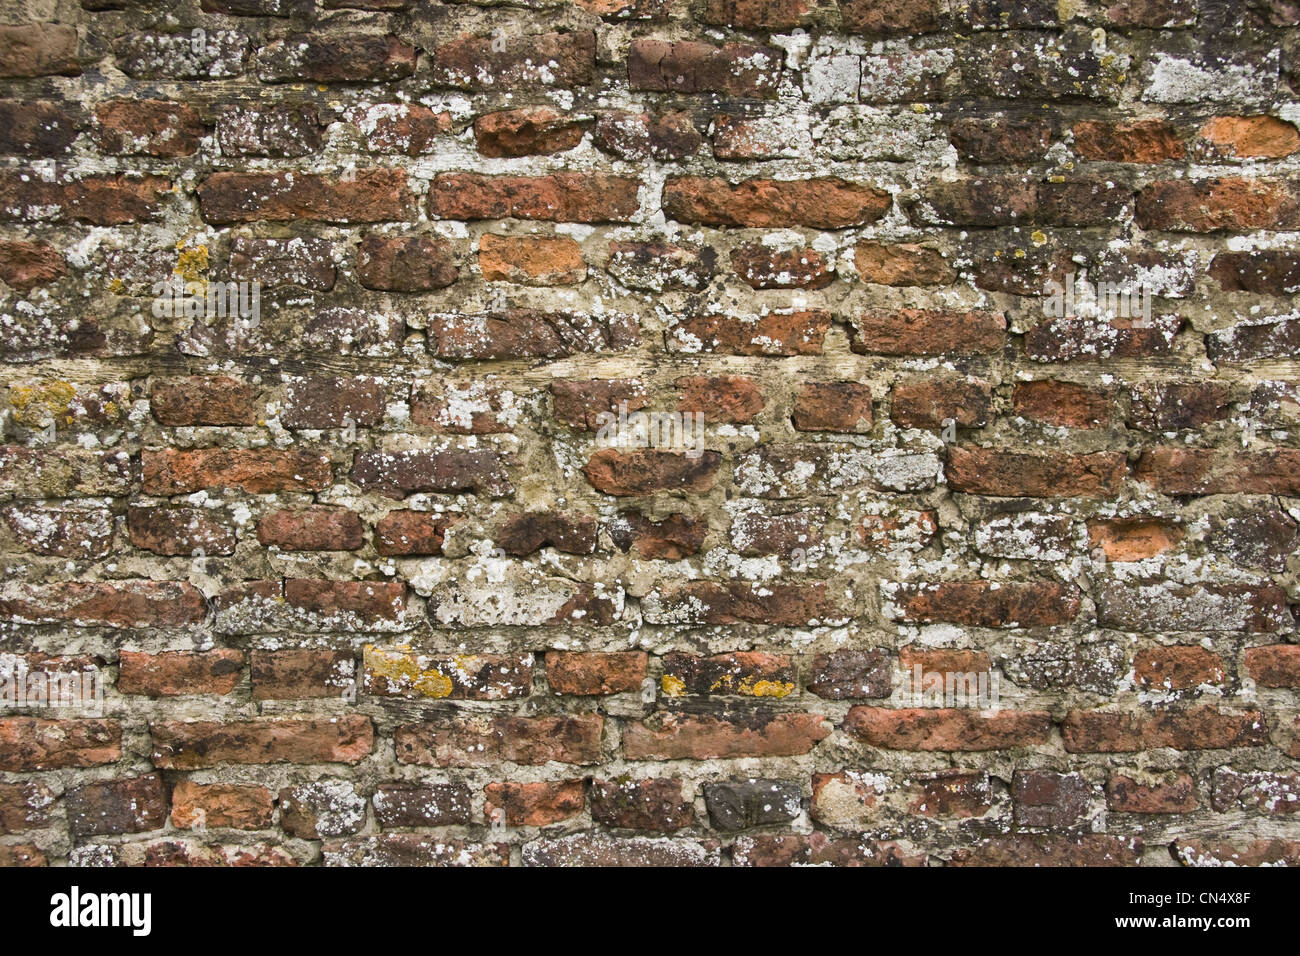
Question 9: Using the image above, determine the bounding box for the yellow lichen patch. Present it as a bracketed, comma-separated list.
[747, 679, 795, 698]
[1030, 230, 1048, 245]
[175, 244, 209, 283]
[9, 381, 76, 428]
[363, 645, 454, 699]
[108, 277, 126, 294]
[661, 674, 686, 696]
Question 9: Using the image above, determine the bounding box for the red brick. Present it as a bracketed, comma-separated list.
[66, 775, 167, 838]
[624, 711, 830, 759]
[593, 110, 702, 160]
[127, 506, 236, 557]
[230, 236, 336, 290]
[661, 651, 796, 698]
[1014, 380, 1113, 428]
[410, 381, 519, 434]
[808, 649, 892, 699]
[1135, 447, 1300, 495]
[607, 511, 707, 559]
[0, 718, 121, 771]
[1199, 115, 1300, 159]
[698, 0, 811, 29]
[1128, 381, 1230, 431]
[479, 234, 585, 285]
[729, 510, 821, 557]
[151, 716, 374, 768]
[857, 510, 939, 551]
[1209, 250, 1300, 295]
[484, 781, 584, 827]
[949, 116, 1053, 164]
[546, 651, 648, 695]
[591, 778, 693, 832]
[583, 449, 721, 495]
[325, 835, 506, 867]
[198, 170, 413, 224]
[1097, 581, 1290, 633]
[1172, 838, 1300, 867]
[218, 103, 323, 158]
[1062, 707, 1269, 752]
[1244, 645, 1300, 687]
[1134, 646, 1225, 690]
[793, 382, 873, 432]
[839, 0, 941, 33]
[947, 447, 1127, 497]
[1087, 518, 1182, 561]
[844, 707, 1053, 751]
[257, 507, 364, 551]
[891, 580, 1080, 627]
[666, 310, 830, 356]
[521, 834, 718, 867]
[372, 783, 472, 828]
[283, 376, 386, 430]
[0, 171, 170, 225]
[119, 650, 243, 697]
[0, 100, 78, 157]
[663, 176, 889, 229]
[0, 23, 80, 78]
[351, 448, 512, 498]
[356, 235, 458, 291]
[427, 31, 595, 90]
[0, 782, 54, 833]
[675, 374, 764, 423]
[915, 178, 1130, 227]
[891, 376, 993, 429]
[552, 379, 648, 429]
[473, 108, 584, 158]
[950, 835, 1140, 866]
[497, 511, 598, 555]
[1013, 770, 1091, 827]
[0, 845, 45, 866]
[143, 448, 331, 495]
[426, 308, 637, 359]
[0, 239, 66, 291]
[152, 376, 259, 426]
[732, 834, 923, 867]
[854, 241, 954, 285]
[171, 781, 275, 830]
[1106, 772, 1198, 813]
[279, 781, 367, 838]
[5, 506, 113, 559]
[373, 511, 454, 556]
[629, 39, 782, 97]
[430, 173, 639, 223]
[95, 99, 205, 157]
[848, 309, 1006, 355]
[363, 647, 532, 701]
[250, 649, 355, 701]
[730, 243, 833, 289]
[607, 240, 716, 291]
[395, 714, 604, 767]
[1137, 178, 1300, 232]
[0, 581, 205, 628]
[1072, 119, 1184, 162]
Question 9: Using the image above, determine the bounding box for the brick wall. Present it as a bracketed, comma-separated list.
[0, 0, 1298, 867]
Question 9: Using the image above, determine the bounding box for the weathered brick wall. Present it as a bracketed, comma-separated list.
[0, 0, 1298, 867]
